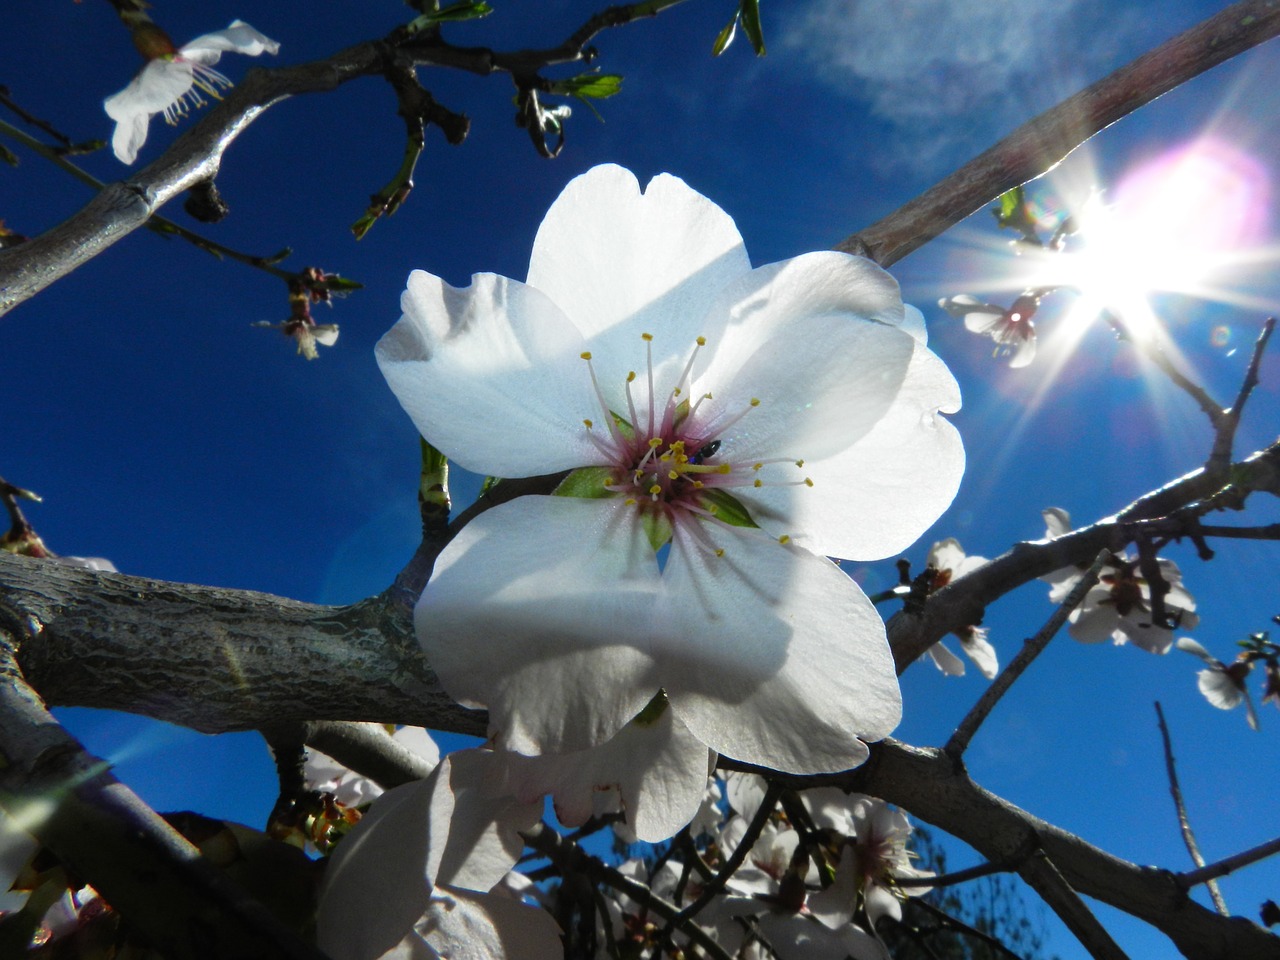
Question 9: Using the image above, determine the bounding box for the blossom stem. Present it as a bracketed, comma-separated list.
[1154, 701, 1229, 915]
[945, 550, 1110, 758]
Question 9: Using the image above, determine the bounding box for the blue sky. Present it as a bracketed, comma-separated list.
[4, 2, 1280, 957]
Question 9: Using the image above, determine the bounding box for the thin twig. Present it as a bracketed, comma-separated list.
[1210, 317, 1276, 471]
[656, 780, 784, 948]
[1154, 701, 1228, 915]
[902, 896, 1029, 960]
[1180, 835, 1280, 890]
[522, 824, 734, 960]
[839, 0, 1280, 266]
[0, 118, 297, 280]
[946, 550, 1110, 757]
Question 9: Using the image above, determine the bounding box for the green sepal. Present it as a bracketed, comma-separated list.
[671, 396, 691, 429]
[548, 72, 624, 100]
[418, 437, 450, 517]
[554, 466, 617, 499]
[321, 274, 363, 294]
[740, 0, 766, 55]
[632, 690, 669, 727]
[711, 13, 737, 55]
[641, 509, 674, 552]
[697, 488, 759, 528]
[611, 411, 636, 441]
[406, 1, 493, 32]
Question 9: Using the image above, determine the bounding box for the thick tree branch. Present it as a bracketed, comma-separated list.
[0, 632, 327, 959]
[839, 0, 1280, 267]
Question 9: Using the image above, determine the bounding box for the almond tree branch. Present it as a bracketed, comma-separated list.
[1180, 835, 1280, 890]
[1155, 701, 1228, 915]
[1210, 317, 1276, 471]
[0, 1, 688, 316]
[838, 0, 1280, 267]
[0, 630, 328, 960]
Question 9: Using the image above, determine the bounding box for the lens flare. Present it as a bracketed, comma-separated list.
[1210, 324, 1233, 349]
[1047, 138, 1271, 338]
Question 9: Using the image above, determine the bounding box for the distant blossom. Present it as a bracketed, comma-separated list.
[104, 20, 279, 164]
[379, 164, 965, 777]
[1042, 508, 1198, 653]
[921, 537, 998, 678]
[939, 293, 1038, 368]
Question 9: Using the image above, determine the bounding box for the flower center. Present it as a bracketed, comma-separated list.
[576, 333, 813, 550]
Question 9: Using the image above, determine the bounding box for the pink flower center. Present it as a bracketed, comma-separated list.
[578, 333, 812, 547]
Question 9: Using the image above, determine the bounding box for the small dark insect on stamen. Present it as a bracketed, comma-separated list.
[690, 440, 721, 464]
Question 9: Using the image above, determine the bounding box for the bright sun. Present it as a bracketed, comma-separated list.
[1028, 137, 1272, 341]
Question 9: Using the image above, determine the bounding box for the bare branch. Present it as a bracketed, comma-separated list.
[946, 550, 1109, 757]
[0, 633, 327, 960]
[1181, 835, 1280, 890]
[1210, 317, 1277, 471]
[1155, 701, 1228, 915]
[839, 0, 1280, 266]
[1017, 852, 1131, 960]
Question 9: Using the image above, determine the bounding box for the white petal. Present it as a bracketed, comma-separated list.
[417, 887, 562, 960]
[526, 165, 750, 378]
[180, 20, 281, 62]
[1042, 507, 1072, 538]
[393, 726, 442, 768]
[925, 641, 966, 676]
[926, 537, 967, 575]
[1175, 637, 1215, 661]
[899, 303, 928, 343]
[1068, 600, 1119, 644]
[317, 777, 438, 960]
[417, 497, 660, 755]
[105, 60, 195, 118]
[747, 336, 963, 560]
[377, 271, 601, 476]
[1198, 669, 1244, 710]
[432, 751, 542, 893]
[959, 631, 999, 679]
[724, 771, 768, 821]
[313, 324, 340, 347]
[656, 525, 900, 773]
[502, 706, 712, 843]
[1007, 332, 1037, 368]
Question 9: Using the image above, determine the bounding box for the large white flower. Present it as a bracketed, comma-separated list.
[379, 165, 964, 775]
[104, 20, 280, 164]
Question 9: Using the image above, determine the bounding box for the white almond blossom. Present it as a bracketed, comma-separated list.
[104, 20, 280, 164]
[1041, 508, 1198, 654]
[304, 725, 440, 809]
[921, 537, 998, 678]
[379, 164, 964, 776]
[939, 293, 1037, 368]
[1175, 637, 1259, 730]
[316, 751, 557, 960]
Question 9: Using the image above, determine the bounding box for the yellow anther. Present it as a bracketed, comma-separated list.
[649, 484, 662, 495]
[804, 477, 814, 487]
[708, 504, 718, 514]
[583, 418, 594, 429]
[696, 336, 706, 346]
[750, 398, 760, 407]
[673, 387, 682, 397]
[752, 462, 764, 471]
[668, 470, 679, 480]
[795, 459, 805, 468]
[692, 480, 704, 489]
[641, 332, 653, 342]
[778, 535, 791, 545]
[753, 479, 763, 488]
[606, 477, 617, 486]
[716, 464, 731, 474]
[580, 351, 592, 360]
[627, 371, 636, 382]
[715, 548, 725, 557]
[624, 497, 637, 506]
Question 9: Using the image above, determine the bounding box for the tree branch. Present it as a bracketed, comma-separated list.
[839, 0, 1280, 267]
[1180, 835, 1280, 890]
[0, 631, 328, 960]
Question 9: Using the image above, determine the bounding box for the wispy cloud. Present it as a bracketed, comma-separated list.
[781, 0, 1156, 174]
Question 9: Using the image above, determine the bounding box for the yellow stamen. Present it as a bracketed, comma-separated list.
[641, 332, 653, 342]
[804, 478, 814, 487]
[583, 418, 593, 429]
[778, 535, 790, 545]
[580, 351, 592, 360]
[750, 398, 760, 407]
[696, 336, 707, 346]
[715, 548, 725, 557]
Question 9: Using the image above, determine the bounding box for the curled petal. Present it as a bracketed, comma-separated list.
[181, 20, 280, 62]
